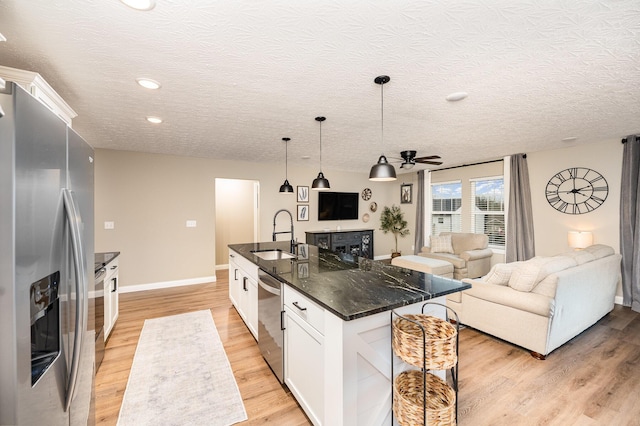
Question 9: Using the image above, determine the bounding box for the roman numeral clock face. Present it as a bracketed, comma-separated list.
[545, 167, 608, 214]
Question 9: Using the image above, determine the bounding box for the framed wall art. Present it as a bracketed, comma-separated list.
[401, 183, 413, 204]
[297, 204, 309, 221]
[297, 186, 309, 203]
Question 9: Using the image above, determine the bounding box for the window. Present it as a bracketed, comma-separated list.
[470, 177, 505, 248]
[431, 181, 462, 235]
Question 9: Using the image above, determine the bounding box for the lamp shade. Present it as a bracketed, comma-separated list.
[279, 179, 294, 193]
[568, 231, 593, 249]
[312, 172, 330, 190]
[369, 155, 397, 181]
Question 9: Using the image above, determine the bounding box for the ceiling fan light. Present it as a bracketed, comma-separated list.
[400, 161, 415, 170]
[369, 155, 397, 181]
[279, 179, 294, 193]
[312, 172, 330, 190]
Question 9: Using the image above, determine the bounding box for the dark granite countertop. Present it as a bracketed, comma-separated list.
[95, 251, 120, 273]
[228, 241, 470, 321]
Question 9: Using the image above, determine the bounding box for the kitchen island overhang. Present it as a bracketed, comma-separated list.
[228, 241, 470, 426]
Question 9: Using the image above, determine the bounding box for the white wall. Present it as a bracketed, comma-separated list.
[94, 149, 414, 288]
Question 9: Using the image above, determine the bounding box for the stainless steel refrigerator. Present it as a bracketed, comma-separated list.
[0, 82, 95, 425]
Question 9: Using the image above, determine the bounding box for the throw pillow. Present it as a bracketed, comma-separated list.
[508, 258, 545, 292]
[485, 262, 521, 286]
[430, 234, 454, 254]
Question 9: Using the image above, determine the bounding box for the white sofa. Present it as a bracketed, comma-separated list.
[419, 232, 493, 279]
[447, 244, 621, 359]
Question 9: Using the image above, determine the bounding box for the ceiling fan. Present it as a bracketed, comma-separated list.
[394, 150, 443, 169]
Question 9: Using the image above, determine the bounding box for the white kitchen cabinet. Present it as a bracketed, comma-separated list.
[284, 286, 325, 425]
[228, 249, 259, 340]
[103, 257, 119, 340]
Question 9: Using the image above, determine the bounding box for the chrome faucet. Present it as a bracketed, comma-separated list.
[272, 209, 295, 248]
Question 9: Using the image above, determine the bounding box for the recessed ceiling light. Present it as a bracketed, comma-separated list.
[120, 0, 156, 11]
[445, 92, 468, 102]
[146, 116, 162, 124]
[136, 78, 161, 89]
[562, 137, 577, 142]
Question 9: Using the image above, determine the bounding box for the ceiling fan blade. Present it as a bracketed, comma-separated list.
[414, 155, 441, 161]
[416, 160, 443, 165]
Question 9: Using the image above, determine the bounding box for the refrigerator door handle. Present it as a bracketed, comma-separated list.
[62, 189, 88, 411]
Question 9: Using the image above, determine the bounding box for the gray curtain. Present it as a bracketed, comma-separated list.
[506, 153, 535, 262]
[414, 170, 425, 254]
[620, 135, 640, 312]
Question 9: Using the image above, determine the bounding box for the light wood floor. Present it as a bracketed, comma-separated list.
[96, 269, 640, 425]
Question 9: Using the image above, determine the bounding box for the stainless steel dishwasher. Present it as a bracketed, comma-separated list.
[257, 270, 285, 383]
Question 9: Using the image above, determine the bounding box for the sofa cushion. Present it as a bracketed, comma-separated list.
[430, 234, 454, 254]
[508, 256, 577, 292]
[561, 250, 596, 265]
[465, 281, 554, 317]
[583, 244, 615, 259]
[484, 262, 522, 286]
[531, 274, 559, 298]
[443, 232, 488, 254]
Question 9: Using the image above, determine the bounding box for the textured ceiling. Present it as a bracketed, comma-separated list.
[0, 0, 639, 174]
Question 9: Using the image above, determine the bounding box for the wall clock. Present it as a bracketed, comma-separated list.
[361, 188, 372, 201]
[545, 167, 608, 214]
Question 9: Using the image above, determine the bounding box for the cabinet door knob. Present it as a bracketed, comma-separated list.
[292, 301, 307, 311]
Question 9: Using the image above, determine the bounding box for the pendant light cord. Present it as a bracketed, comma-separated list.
[285, 140, 288, 178]
[319, 119, 323, 172]
[381, 80, 384, 151]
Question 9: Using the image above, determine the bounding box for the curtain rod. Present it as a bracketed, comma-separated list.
[430, 157, 512, 172]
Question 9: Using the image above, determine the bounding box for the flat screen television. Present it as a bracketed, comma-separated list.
[318, 192, 359, 221]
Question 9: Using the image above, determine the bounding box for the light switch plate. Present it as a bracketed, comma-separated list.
[104, 221, 115, 230]
[186, 220, 197, 228]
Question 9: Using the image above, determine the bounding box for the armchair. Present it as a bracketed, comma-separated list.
[419, 232, 493, 279]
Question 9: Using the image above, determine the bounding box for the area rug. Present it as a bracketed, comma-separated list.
[117, 310, 248, 426]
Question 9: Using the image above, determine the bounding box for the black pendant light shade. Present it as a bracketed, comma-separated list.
[279, 137, 294, 193]
[312, 116, 330, 190]
[369, 75, 397, 182]
[369, 155, 397, 181]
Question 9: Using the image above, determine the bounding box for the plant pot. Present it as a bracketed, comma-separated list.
[391, 252, 402, 259]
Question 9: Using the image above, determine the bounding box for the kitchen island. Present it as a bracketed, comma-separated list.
[228, 241, 470, 426]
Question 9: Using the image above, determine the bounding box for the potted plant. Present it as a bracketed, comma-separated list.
[379, 204, 410, 258]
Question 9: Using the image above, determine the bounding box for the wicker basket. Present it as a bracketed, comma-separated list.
[392, 314, 457, 370]
[393, 370, 456, 426]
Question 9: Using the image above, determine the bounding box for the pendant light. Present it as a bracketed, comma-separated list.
[279, 137, 294, 193]
[369, 75, 397, 181]
[312, 116, 330, 190]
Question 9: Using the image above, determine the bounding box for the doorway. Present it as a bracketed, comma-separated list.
[215, 178, 260, 267]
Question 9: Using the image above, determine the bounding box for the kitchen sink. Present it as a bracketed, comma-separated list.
[251, 249, 296, 261]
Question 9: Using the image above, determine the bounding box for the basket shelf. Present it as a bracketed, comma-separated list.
[390, 302, 459, 425]
[393, 370, 456, 426]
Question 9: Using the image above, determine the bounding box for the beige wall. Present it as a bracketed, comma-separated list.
[94, 148, 416, 288]
[95, 138, 623, 293]
[527, 140, 622, 255]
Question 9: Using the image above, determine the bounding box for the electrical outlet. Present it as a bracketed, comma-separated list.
[104, 221, 115, 230]
[186, 220, 197, 228]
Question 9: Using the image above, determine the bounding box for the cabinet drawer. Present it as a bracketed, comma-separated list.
[284, 286, 324, 335]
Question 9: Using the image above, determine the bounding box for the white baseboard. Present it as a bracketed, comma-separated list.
[119, 275, 217, 294]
